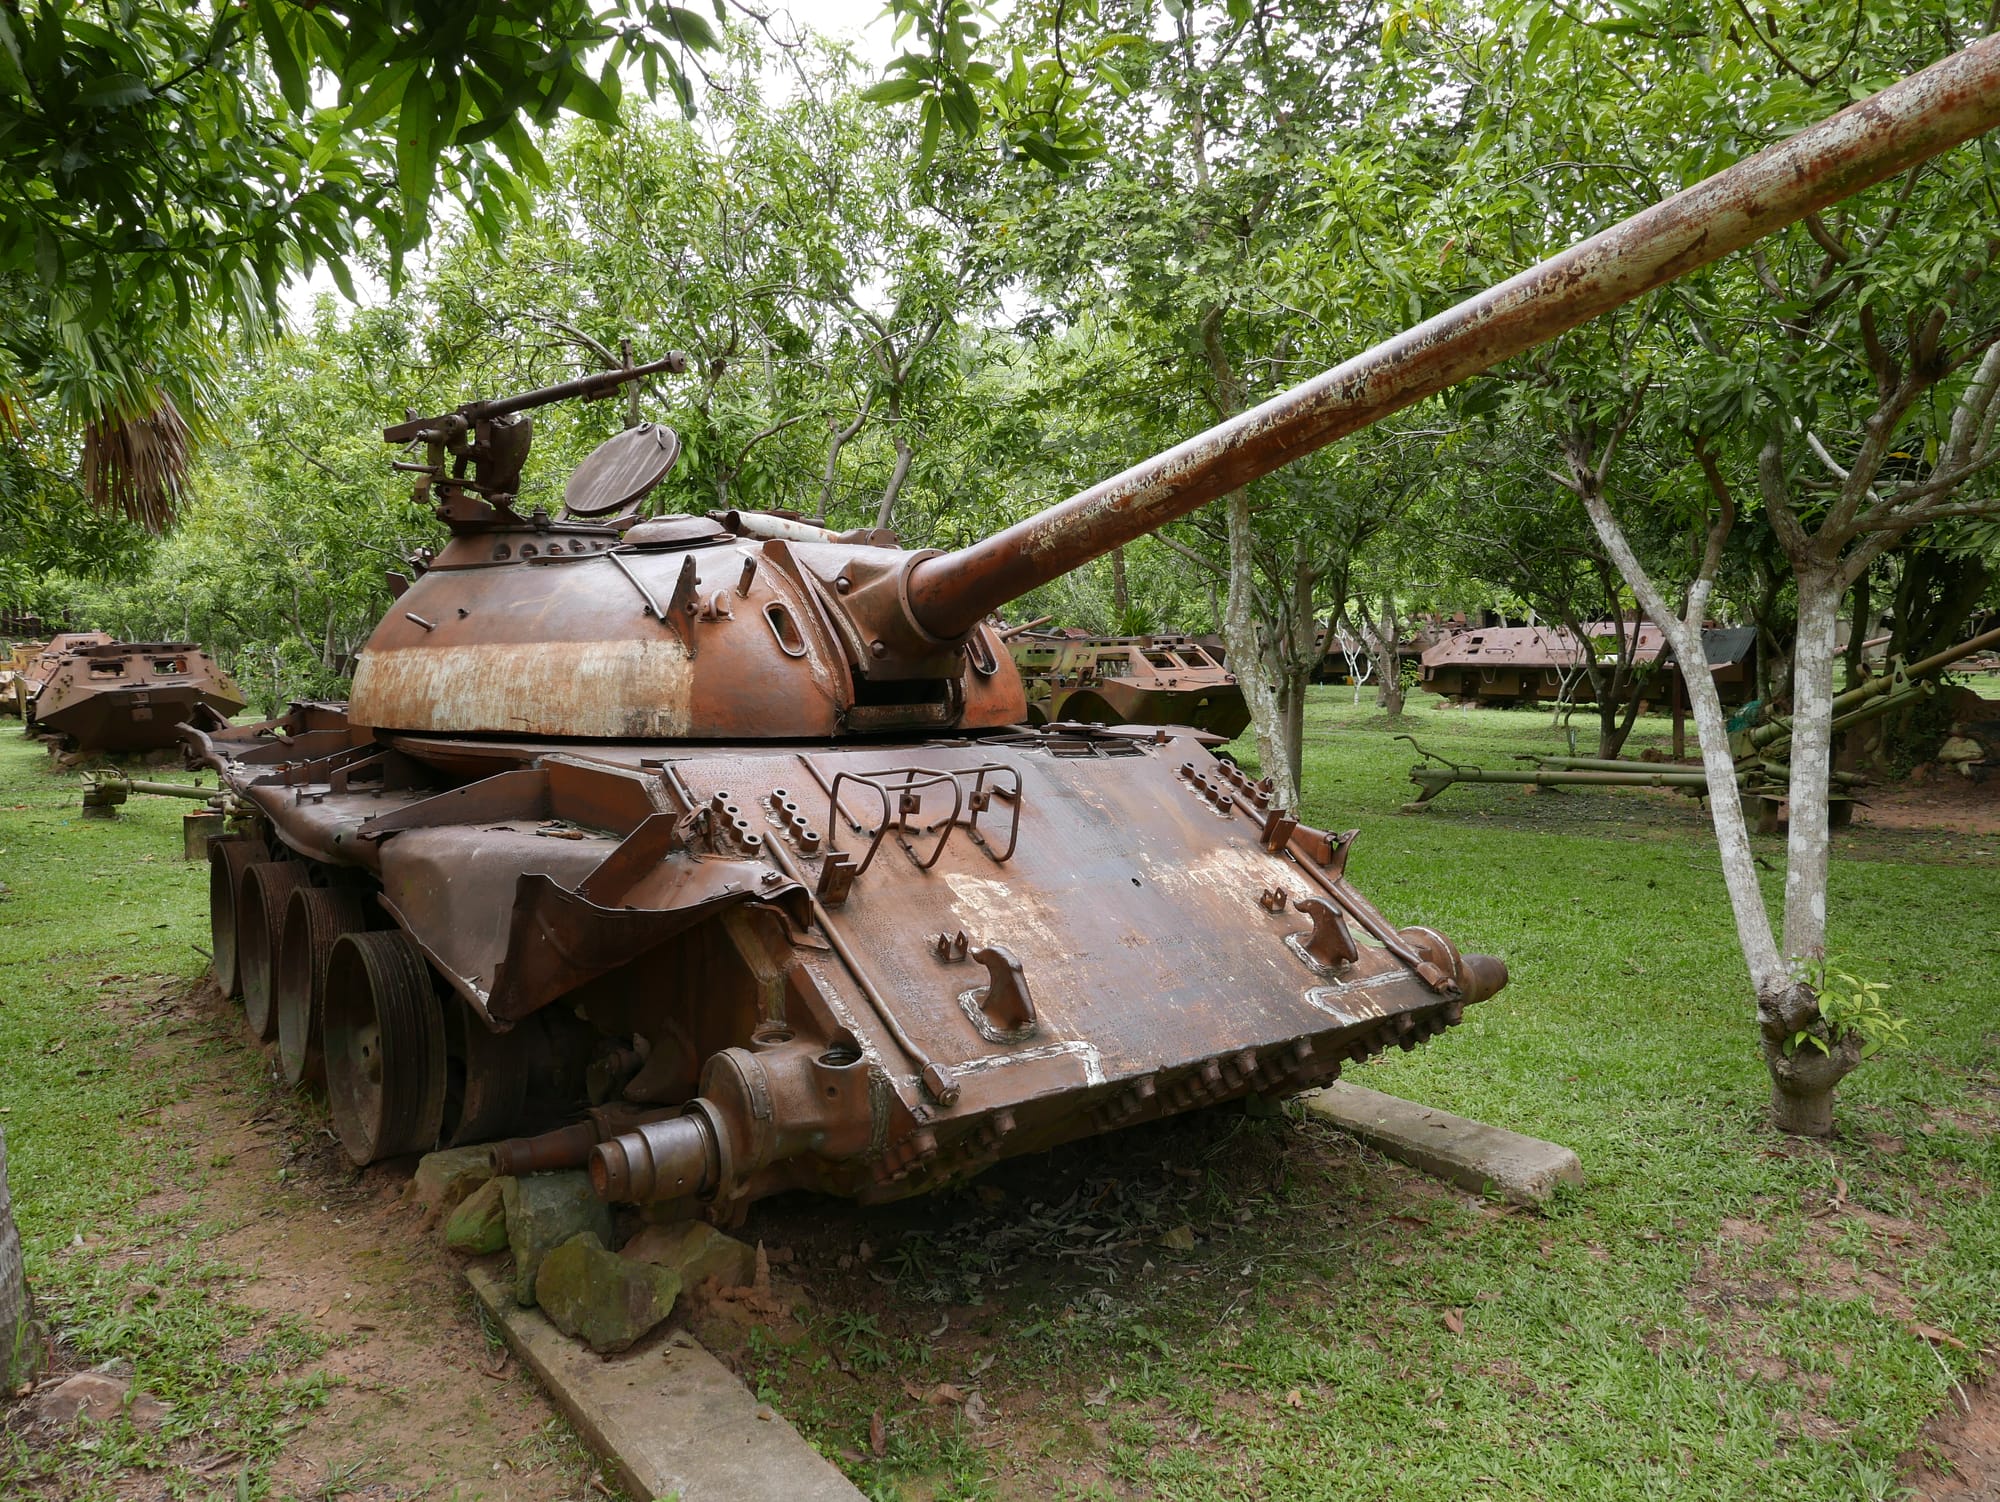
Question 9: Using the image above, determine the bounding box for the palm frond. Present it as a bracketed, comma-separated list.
[81, 389, 191, 533]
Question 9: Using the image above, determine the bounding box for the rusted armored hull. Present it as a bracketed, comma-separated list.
[1012, 634, 1251, 740]
[191, 705, 1497, 1208]
[34, 642, 245, 751]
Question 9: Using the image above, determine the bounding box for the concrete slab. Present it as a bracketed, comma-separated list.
[466, 1264, 863, 1502]
[1302, 1082, 1582, 1207]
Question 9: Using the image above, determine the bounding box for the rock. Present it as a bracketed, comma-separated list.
[534, 1233, 681, 1354]
[33, 1362, 168, 1427]
[619, 1221, 755, 1290]
[444, 1177, 510, 1254]
[405, 1145, 500, 1227]
[503, 1171, 615, 1306]
[1938, 735, 1982, 764]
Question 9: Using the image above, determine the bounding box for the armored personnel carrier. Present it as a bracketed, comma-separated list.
[184, 44, 2000, 1218]
[1008, 631, 1250, 739]
[32, 640, 245, 753]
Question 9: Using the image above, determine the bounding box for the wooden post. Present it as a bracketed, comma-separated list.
[0, 1127, 41, 1390]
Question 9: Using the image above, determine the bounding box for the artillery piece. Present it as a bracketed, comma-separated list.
[184, 41, 2000, 1219]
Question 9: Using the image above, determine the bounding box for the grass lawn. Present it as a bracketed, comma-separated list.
[1, 692, 1995, 1500]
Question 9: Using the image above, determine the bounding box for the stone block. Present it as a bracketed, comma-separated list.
[620, 1221, 756, 1291]
[503, 1171, 615, 1306]
[406, 1144, 499, 1227]
[1303, 1082, 1583, 1207]
[535, 1233, 680, 1355]
[444, 1177, 509, 1254]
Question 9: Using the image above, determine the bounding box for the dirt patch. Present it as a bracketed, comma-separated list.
[1908, 1381, 2000, 1501]
[1855, 774, 2000, 839]
[16, 977, 606, 1502]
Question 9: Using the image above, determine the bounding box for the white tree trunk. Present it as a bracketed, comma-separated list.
[1781, 569, 1842, 961]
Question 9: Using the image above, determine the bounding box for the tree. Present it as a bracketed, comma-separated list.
[1, 0, 725, 525]
[1424, 0, 2000, 1133]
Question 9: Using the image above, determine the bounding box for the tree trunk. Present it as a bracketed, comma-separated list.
[1782, 568, 1842, 964]
[1364, 598, 1405, 717]
[1111, 546, 1129, 623]
[1761, 1010, 1865, 1136]
[0, 1127, 41, 1390]
[1223, 486, 1297, 809]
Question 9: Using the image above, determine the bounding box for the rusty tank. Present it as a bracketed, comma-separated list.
[31, 640, 245, 752]
[1009, 631, 1251, 739]
[183, 42, 2000, 1218]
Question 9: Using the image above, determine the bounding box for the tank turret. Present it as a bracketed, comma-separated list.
[183, 40, 2000, 1217]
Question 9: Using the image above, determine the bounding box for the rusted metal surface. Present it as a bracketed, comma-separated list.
[1418, 622, 1762, 706]
[179, 51, 2000, 1218]
[903, 38, 2000, 638]
[31, 640, 244, 752]
[1008, 632, 1251, 738]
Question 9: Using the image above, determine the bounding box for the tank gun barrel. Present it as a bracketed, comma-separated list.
[381, 351, 690, 444]
[905, 37, 2000, 640]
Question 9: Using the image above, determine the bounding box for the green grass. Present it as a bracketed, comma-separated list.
[2, 696, 1994, 1501]
[722, 693, 1998, 1500]
[0, 735, 330, 1498]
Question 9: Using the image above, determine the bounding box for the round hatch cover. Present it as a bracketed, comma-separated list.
[563, 424, 681, 516]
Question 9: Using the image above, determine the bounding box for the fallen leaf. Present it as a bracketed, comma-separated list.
[1443, 1309, 1465, 1335]
[869, 1409, 886, 1457]
[901, 1381, 927, 1403]
[964, 1390, 990, 1427]
[926, 1383, 966, 1406]
[1912, 1323, 1969, 1351]
[1160, 1225, 1197, 1252]
[1286, 1388, 1306, 1409]
[1086, 1379, 1116, 1407]
[967, 1351, 995, 1377]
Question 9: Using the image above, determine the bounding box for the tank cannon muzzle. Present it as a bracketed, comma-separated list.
[1456, 953, 1509, 1008]
[902, 37, 2000, 640]
[589, 1107, 722, 1203]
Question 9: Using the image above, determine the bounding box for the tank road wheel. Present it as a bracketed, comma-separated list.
[207, 838, 266, 999]
[323, 931, 447, 1165]
[238, 862, 309, 1042]
[275, 886, 371, 1089]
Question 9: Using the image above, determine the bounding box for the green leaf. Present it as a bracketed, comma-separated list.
[662, 7, 720, 50]
[0, 11, 30, 96]
[74, 72, 153, 111]
[562, 68, 619, 125]
[918, 97, 942, 167]
[252, 0, 311, 113]
[861, 77, 930, 104]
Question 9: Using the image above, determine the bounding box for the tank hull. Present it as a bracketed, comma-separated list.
[189, 705, 1501, 1211]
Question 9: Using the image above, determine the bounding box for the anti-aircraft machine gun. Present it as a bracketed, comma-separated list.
[184, 41, 2000, 1219]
